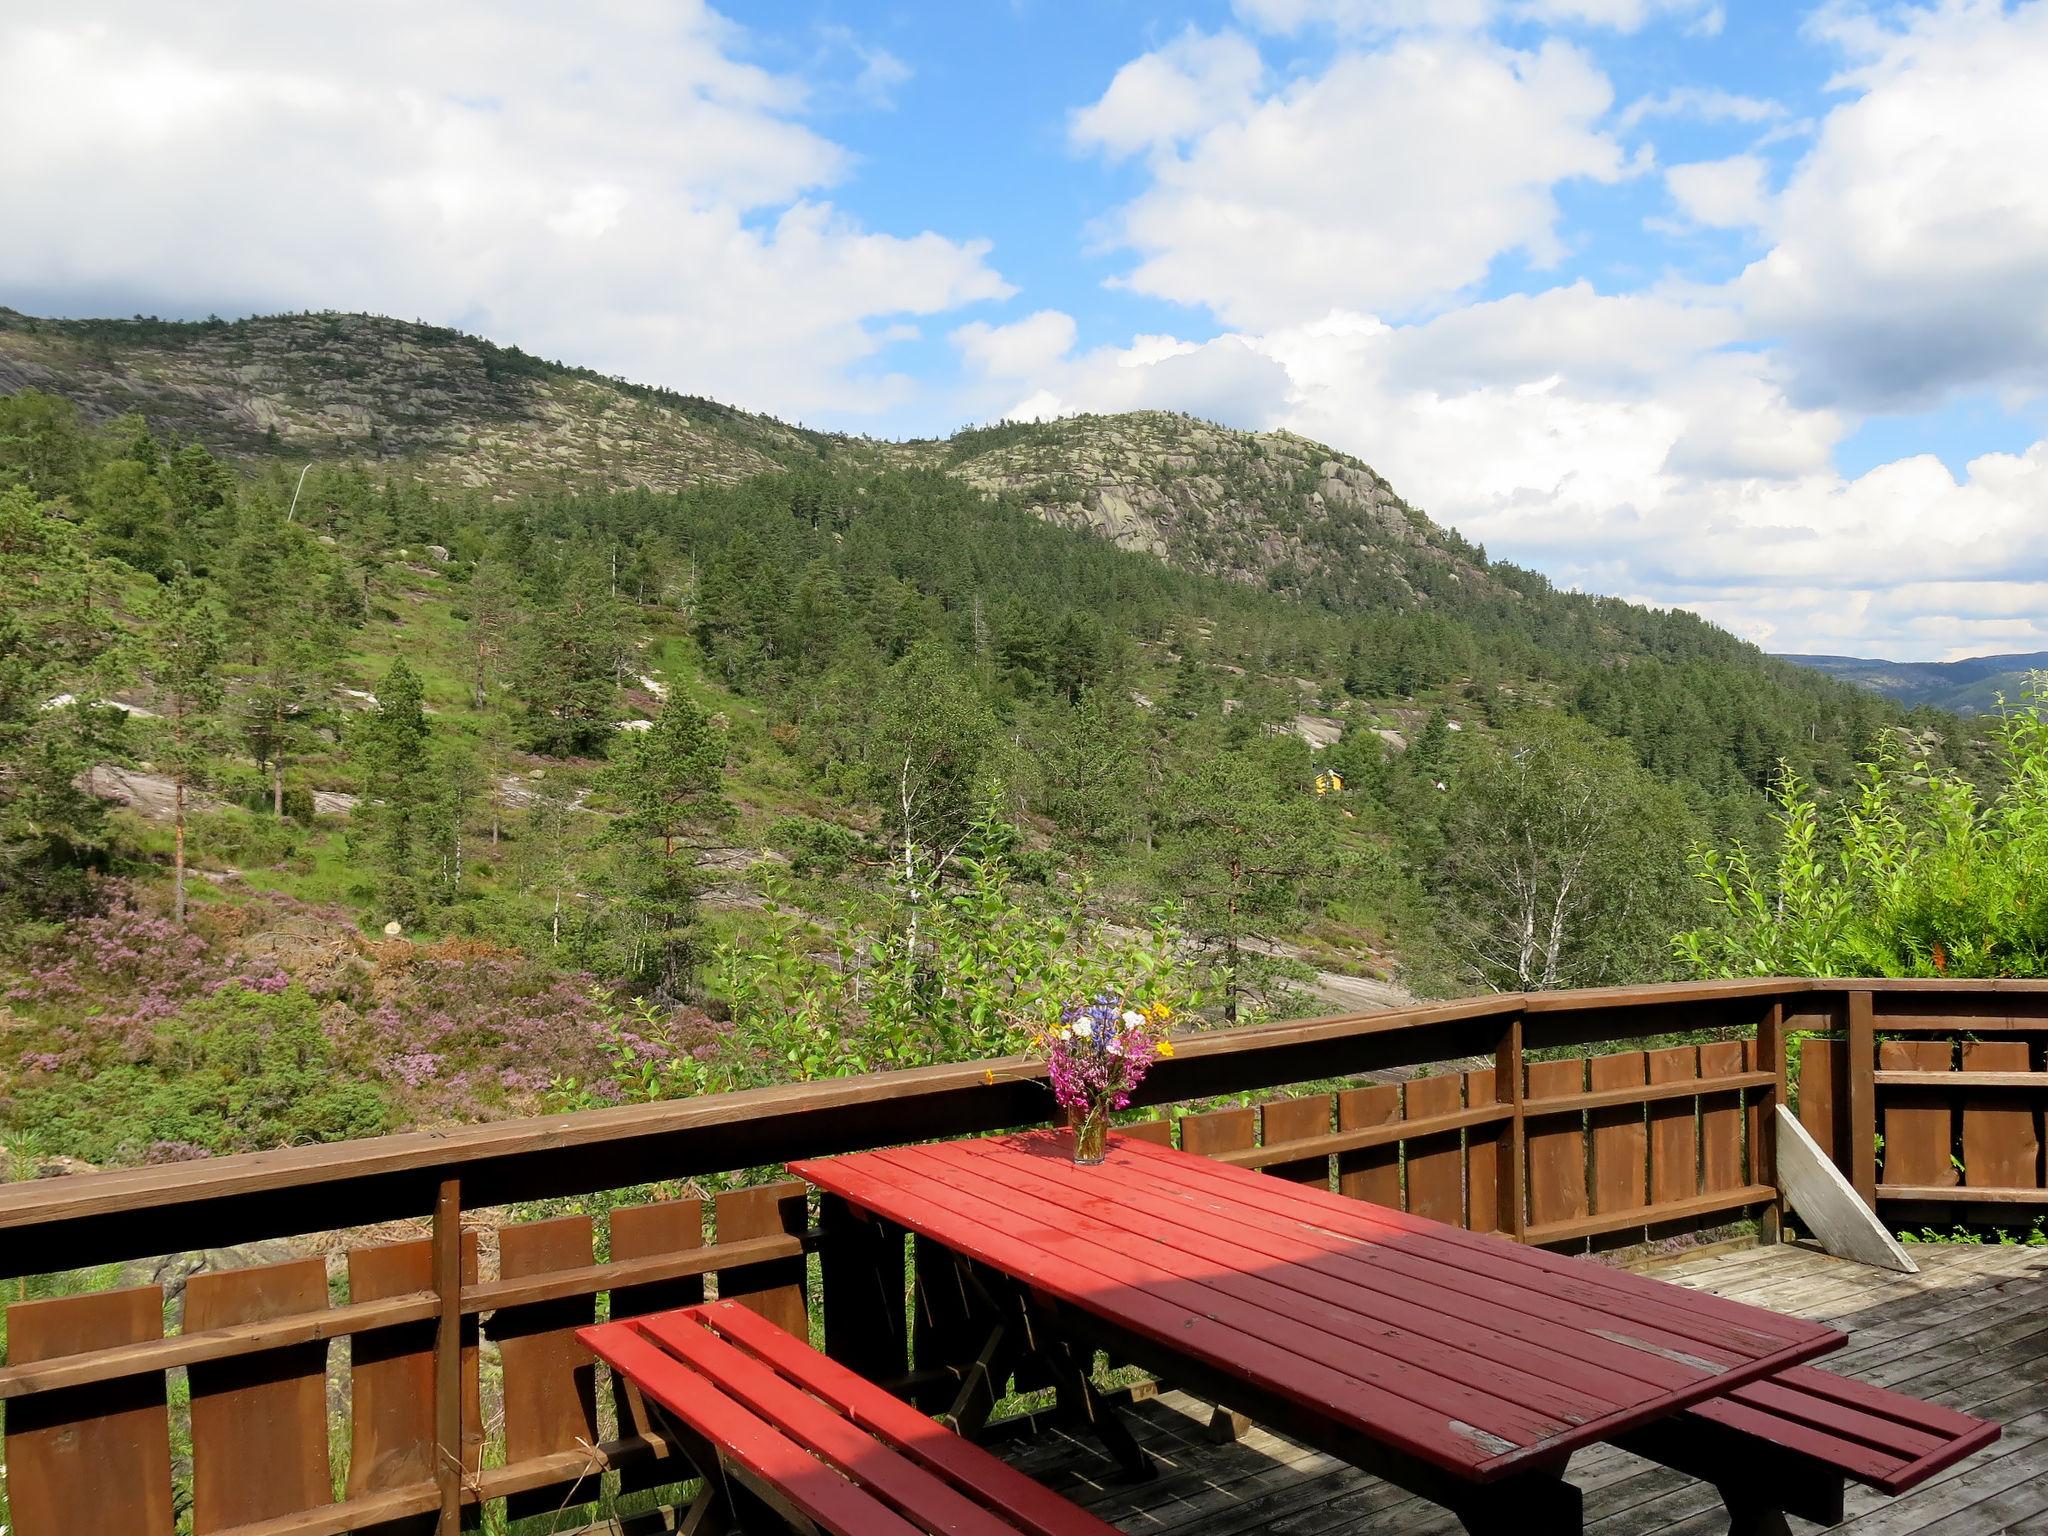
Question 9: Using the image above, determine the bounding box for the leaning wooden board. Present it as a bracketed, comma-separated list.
[792, 1131, 1846, 1484]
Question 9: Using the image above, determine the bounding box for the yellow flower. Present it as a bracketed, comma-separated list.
[1149, 1002, 1174, 1023]
[1156, 1038, 1175, 1058]
[982, 1068, 997, 1085]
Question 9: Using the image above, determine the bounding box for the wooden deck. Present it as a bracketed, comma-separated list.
[1000, 1240, 2048, 1535]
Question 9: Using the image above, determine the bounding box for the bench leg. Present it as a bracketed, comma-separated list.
[679, 1480, 733, 1536]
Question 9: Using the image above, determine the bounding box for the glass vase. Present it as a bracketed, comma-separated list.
[1068, 1103, 1109, 1165]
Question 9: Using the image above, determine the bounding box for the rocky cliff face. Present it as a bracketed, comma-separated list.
[2, 308, 1492, 607]
[0, 308, 809, 493]
[894, 412, 1480, 601]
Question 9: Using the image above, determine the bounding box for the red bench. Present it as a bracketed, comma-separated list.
[1621, 1361, 1999, 1531]
[580, 1300, 1122, 1536]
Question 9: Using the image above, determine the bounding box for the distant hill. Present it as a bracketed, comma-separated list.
[0, 308, 1487, 609]
[1779, 651, 2048, 715]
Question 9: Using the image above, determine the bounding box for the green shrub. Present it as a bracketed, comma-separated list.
[11, 983, 392, 1163]
[1680, 683, 2048, 978]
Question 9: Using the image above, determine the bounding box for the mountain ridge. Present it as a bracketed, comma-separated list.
[0, 306, 1494, 609]
[1779, 650, 2048, 715]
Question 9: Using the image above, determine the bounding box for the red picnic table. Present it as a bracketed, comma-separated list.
[790, 1128, 1851, 1533]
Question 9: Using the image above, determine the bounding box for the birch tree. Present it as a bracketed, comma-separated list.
[1433, 714, 1699, 991]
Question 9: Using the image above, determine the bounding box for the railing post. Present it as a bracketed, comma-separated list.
[1846, 990, 1878, 1210]
[432, 1176, 464, 1536]
[1494, 1009, 1527, 1241]
[1754, 1000, 1786, 1243]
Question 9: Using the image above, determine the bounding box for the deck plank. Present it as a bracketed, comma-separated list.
[994, 1240, 2048, 1536]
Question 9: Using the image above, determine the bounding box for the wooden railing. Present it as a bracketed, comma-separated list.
[1, 978, 2043, 1536]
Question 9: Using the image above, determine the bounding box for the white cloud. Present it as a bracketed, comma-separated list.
[1232, 0, 1719, 32]
[0, 3, 1010, 417]
[1617, 85, 1785, 130]
[1665, 154, 1770, 229]
[1516, 0, 1722, 33]
[951, 311, 1079, 379]
[1077, 33, 1629, 327]
[1231, 0, 1496, 34]
[1070, 29, 1264, 159]
[1738, 0, 2048, 410]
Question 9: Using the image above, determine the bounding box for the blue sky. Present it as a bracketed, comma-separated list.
[4, 0, 2048, 658]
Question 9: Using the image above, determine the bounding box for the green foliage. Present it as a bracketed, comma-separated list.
[351, 660, 436, 920]
[1432, 712, 1703, 991]
[10, 983, 392, 1164]
[0, 488, 127, 916]
[563, 796, 1192, 1104]
[1159, 752, 1340, 1021]
[1680, 686, 2048, 978]
[596, 693, 733, 995]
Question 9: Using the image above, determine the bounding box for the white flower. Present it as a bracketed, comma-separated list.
[1122, 1010, 1145, 1030]
[1073, 1018, 1093, 1037]
[1056, 1026, 1073, 1040]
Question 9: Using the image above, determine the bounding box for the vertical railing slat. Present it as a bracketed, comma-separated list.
[1402, 1075, 1464, 1226]
[1879, 1039, 1958, 1189]
[1525, 1058, 1589, 1236]
[1496, 1011, 1528, 1240]
[1699, 1040, 1747, 1196]
[2, 1285, 175, 1536]
[1462, 1070, 1499, 1234]
[1962, 1039, 2040, 1191]
[1336, 1085, 1402, 1208]
[715, 1182, 809, 1336]
[1847, 990, 1879, 1208]
[186, 1258, 332, 1532]
[1646, 1046, 1700, 1213]
[1260, 1094, 1337, 1187]
[609, 1197, 705, 1493]
[1589, 1052, 1648, 1224]
[494, 1213, 600, 1521]
[346, 1230, 478, 1511]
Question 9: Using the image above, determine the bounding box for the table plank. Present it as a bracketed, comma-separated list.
[946, 1138, 1699, 1404]
[882, 1143, 1603, 1431]
[792, 1132, 1842, 1486]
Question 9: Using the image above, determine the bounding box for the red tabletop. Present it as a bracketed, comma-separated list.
[791, 1130, 1845, 1484]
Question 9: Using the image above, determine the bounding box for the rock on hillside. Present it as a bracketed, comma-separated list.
[0, 308, 821, 494]
[899, 413, 1471, 592]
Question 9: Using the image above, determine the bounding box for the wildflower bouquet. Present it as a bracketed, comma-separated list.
[1043, 994, 1173, 1164]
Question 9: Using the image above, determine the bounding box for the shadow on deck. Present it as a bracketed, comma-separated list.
[999, 1241, 2048, 1536]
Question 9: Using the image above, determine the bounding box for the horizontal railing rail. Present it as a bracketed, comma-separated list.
[2, 975, 2044, 1536]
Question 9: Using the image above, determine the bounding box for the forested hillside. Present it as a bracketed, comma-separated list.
[0, 311, 1967, 1172]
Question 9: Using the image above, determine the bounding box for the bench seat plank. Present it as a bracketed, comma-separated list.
[582, 1302, 1122, 1536]
[696, 1300, 1116, 1536]
[590, 1326, 922, 1535]
[1689, 1364, 2000, 1495]
[637, 1310, 1023, 1536]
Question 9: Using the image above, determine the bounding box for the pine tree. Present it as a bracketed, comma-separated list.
[513, 555, 622, 755]
[0, 488, 128, 915]
[597, 692, 732, 995]
[354, 660, 433, 921]
[464, 556, 523, 709]
[1161, 755, 1340, 1022]
[143, 577, 228, 924]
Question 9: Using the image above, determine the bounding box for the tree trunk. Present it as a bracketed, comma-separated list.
[173, 771, 188, 924]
